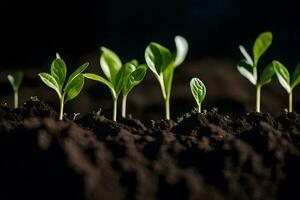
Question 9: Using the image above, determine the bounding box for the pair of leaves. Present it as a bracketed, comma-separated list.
[84, 48, 147, 99]
[273, 61, 300, 93]
[39, 54, 89, 103]
[190, 78, 206, 110]
[238, 32, 273, 86]
[8, 71, 24, 92]
[237, 60, 275, 86]
[121, 62, 147, 96]
[145, 36, 189, 99]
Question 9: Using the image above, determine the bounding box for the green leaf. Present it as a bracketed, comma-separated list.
[163, 65, 174, 99]
[273, 60, 291, 93]
[100, 47, 122, 83]
[174, 35, 189, 67]
[38, 73, 60, 96]
[83, 73, 116, 98]
[124, 64, 147, 95]
[258, 63, 275, 86]
[239, 45, 253, 66]
[253, 32, 273, 67]
[237, 59, 256, 85]
[190, 77, 206, 106]
[114, 66, 132, 96]
[56, 53, 61, 59]
[119, 63, 136, 94]
[129, 59, 138, 66]
[64, 74, 85, 103]
[64, 62, 89, 91]
[7, 71, 23, 92]
[291, 62, 300, 89]
[145, 42, 173, 78]
[51, 58, 67, 90]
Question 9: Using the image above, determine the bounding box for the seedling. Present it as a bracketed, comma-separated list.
[190, 77, 206, 113]
[121, 61, 147, 118]
[7, 71, 24, 108]
[145, 36, 188, 120]
[84, 47, 124, 121]
[272, 60, 300, 112]
[39, 54, 89, 120]
[237, 31, 274, 112]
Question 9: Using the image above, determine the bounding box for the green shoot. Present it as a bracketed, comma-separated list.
[272, 60, 300, 112]
[190, 78, 206, 113]
[39, 53, 89, 120]
[237, 32, 274, 112]
[145, 35, 188, 120]
[7, 71, 24, 108]
[84, 47, 124, 121]
[121, 61, 147, 118]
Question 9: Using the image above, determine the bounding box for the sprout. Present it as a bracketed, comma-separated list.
[145, 36, 188, 120]
[7, 71, 24, 109]
[84, 47, 124, 121]
[121, 60, 147, 118]
[272, 60, 300, 112]
[190, 78, 206, 113]
[237, 32, 274, 112]
[84, 48, 147, 121]
[39, 53, 89, 120]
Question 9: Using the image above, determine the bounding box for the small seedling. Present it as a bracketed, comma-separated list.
[190, 77, 206, 113]
[7, 71, 24, 108]
[237, 31, 274, 112]
[39, 54, 89, 120]
[73, 113, 81, 120]
[121, 60, 147, 118]
[145, 36, 188, 120]
[30, 96, 39, 101]
[84, 47, 125, 121]
[272, 60, 300, 112]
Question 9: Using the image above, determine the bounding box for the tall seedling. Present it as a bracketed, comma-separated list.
[237, 32, 274, 112]
[84, 48, 124, 121]
[145, 36, 188, 120]
[39, 54, 89, 120]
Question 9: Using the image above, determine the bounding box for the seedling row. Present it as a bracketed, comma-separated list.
[6, 32, 299, 121]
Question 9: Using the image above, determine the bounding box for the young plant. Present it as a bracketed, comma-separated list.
[121, 61, 147, 118]
[7, 71, 24, 108]
[84, 47, 124, 121]
[39, 54, 89, 120]
[272, 60, 300, 112]
[237, 31, 274, 112]
[190, 77, 206, 113]
[145, 35, 188, 120]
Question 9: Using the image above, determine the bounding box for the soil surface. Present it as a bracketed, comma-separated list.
[1, 99, 300, 200]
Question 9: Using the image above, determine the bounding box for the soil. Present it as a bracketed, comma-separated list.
[1, 99, 300, 200]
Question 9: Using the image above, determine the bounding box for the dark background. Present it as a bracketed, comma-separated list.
[0, 0, 300, 120]
[1, 0, 300, 67]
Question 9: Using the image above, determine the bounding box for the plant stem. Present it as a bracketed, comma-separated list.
[289, 91, 293, 113]
[59, 96, 64, 120]
[165, 97, 170, 120]
[121, 94, 127, 118]
[113, 98, 117, 121]
[14, 91, 18, 109]
[256, 85, 261, 113]
[198, 103, 201, 113]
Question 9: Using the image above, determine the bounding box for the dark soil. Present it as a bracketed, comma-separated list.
[1, 99, 300, 200]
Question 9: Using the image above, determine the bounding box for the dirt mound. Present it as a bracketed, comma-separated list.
[1, 100, 300, 200]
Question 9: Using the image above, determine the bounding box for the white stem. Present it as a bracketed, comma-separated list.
[14, 91, 18, 109]
[59, 96, 64, 120]
[122, 94, 127, 118]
